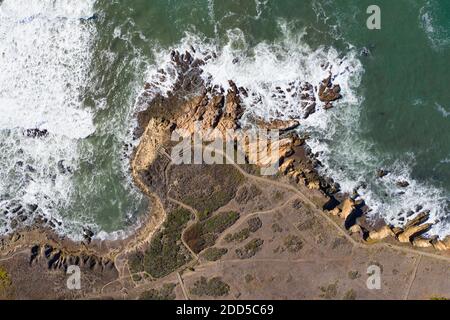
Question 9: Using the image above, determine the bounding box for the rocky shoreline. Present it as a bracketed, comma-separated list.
[0, 45, 449, 299]
[1, 44, 449, 272]
[135, 47, 450, 252]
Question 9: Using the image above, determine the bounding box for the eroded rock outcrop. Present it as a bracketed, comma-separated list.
[318, 74, 342, 104]
[397, 223, 432, 243]
[299, 82, 317, 119]
[368, 225, 395, 241]
[29, 244, 115, 272]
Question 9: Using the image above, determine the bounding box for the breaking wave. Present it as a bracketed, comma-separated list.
[0, 0, 97, 237]
[420, 0, 450, 50]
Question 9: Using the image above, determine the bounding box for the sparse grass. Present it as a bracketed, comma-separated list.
[202, 247, 228, 261]
[272, 190, 283, 201]
[244, 274, 254, 283]
[247, 217, 262, 233]
[0, 266, 12, 299]
[235, 184, 262, 204]
[296, 218, 316, 231]
[331, 237, 347, 250]
[190, 276, 230, 297]
[319, 281, 338, 299]
[348, 270, 361, 280]
[225, 228, 250, 243]
[225, 217, 262, 244]
[343, 289, 356, 300]
[0, 266, 11, 289]
[140, 283, 177, 300]
[271, 223, 283, 233]
[236, 238, 264, 259]
[430, 296, 449, 300]
[284, 235, 303, 253]
[184, 212, 240, 254]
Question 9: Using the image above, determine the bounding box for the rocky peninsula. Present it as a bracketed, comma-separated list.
[0, 47, 449, 300]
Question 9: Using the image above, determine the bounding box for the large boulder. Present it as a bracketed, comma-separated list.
[298, 82, 316, 119]
[412, 237, 432, 248]
[318, 75, 342, 102]
[368, 225, 395, 241]
[397, 223, 432, 243]
[404, 211, 430, 229]
[432, 236, 450, 251]
[255, 119, 300, 131]
[340, 198, 355, 220]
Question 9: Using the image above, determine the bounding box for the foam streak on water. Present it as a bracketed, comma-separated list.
[0, 0, 96, 236]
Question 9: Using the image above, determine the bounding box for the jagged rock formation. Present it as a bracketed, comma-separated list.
[299, 82, 317, 118]
[29, 244, 115, 272]
[368, 225, 395, 241]
[318, 74, 342, 104]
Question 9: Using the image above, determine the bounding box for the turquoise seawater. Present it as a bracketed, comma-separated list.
[0, 0, 448, 239]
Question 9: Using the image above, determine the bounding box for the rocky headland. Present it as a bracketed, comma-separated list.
[0, 46, 449, 300]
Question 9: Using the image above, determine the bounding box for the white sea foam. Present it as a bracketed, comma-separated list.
[435, 103, 450, 118]
[0, 0, 96, 236]
[419, 0, 450, 50]
[142, 22, 450, 238]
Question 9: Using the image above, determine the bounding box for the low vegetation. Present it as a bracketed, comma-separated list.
[171, 164, 244, 220]
[0, 266, 12, 298]
[225, 228, 250, 243]
[225, 216, 263, 243]
[271, 223, 283, 233]
[348, 270, 360, 280]
[284, 235, 303, 253]
[247, 217, 262, 232]
[343, 289, 356, 300]
[140, 283, 177, 300]
[319, 281, 339, 299]
[201, 247, 228, 261]
[189, 276, 230, 297]
[129, 208, 192, 278]
[184, 211, 240, 253]
[236, 238, 264, 259]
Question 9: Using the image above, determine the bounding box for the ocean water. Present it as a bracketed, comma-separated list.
[0, 0, 449, 239]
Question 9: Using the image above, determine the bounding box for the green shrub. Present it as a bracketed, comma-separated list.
[140, 283, 176, 300]
[202, 247, 228, 261]
[184, 212, 240, 254]
[190, 277, 230, 297]
[235, 238, 264, 259]
[284, 235, 303, 253]
[136, 208, 192, 278]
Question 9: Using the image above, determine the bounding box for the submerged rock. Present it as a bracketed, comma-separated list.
[298, 82, 316, 119]
[396, 180, 410, 188]
[25, 128, 48, 138]
[377, 169, 390, 178]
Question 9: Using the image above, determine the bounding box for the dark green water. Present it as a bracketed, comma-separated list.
[1, 0, 448, 238]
